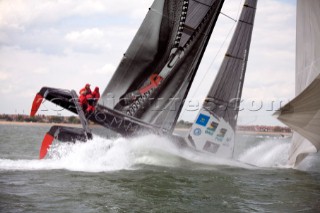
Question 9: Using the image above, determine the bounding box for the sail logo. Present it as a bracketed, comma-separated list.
[196, 114, 210, 127]
[193, 128, 202, 136]
[203, 141, 220, 154]
[215, 128, 227, 142]
[205, 129, 214, 136]
[205, 121, 218, 136]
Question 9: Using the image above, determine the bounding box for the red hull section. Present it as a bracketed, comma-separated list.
[30, 93, 43, 116]
[39, 133, 54, 159]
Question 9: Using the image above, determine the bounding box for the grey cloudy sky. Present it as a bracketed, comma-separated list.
[0, 0, 296, 126]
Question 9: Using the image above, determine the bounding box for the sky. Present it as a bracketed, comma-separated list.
[0, 0, 296, 126]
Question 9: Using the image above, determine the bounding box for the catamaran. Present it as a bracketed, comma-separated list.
[30, 0, 257, 159]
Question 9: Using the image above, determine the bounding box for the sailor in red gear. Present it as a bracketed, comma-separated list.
[79, 83, 92, 96]
[86, 87, 100, 113]
[92, 87, 100, 102]
[79, 83, 92, 111]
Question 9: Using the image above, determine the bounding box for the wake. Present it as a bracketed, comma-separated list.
[0, 134, 251, 172]
[0, 134, 317, 172]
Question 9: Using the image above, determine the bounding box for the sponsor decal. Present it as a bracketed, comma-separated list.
[226, 137, 232, 143]
[193, 128, 202, 136]
[205, 121, 219, 136]
[205, 129, 214, 136]
[216, 128, 227, 142]
[203, 141, 220, 153]
[196, 114, 210, 127]
[207, 121, 218, 131]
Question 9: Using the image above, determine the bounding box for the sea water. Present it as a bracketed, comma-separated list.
[0, 124, 319, 212]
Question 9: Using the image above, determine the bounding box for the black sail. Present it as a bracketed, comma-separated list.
[99, 0, 225, 133]
[185, 0, 257, 158]
[203, 0, 257, 130]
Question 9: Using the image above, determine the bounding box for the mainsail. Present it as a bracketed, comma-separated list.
[276, 0, 320, 166]
[186, 0, 257, 158]
[100, 0, 225, 133]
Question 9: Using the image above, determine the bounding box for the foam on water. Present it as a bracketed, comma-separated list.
[237, 139, 320, 172]
[0, 134, 318, 172]
[0, 134, 253, 172]
[237, 140, 291, 168]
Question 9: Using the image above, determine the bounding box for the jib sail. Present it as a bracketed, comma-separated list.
[186, 0, 257, 157]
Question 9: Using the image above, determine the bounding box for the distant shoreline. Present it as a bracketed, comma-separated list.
[236, 131, 292, 137]
[0, 121, 292, 137]
[0, 121, 81, 127]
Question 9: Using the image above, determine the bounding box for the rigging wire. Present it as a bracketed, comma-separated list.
[191, 0, 244, 99]
[220, 12, 237, 22]
[178, 0, 244, 120]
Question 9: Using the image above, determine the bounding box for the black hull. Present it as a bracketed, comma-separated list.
[33, 87, 187, 145]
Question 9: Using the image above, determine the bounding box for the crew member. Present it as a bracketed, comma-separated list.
[92, 87, 100, 103]
[86, 87, 100, 113]
[79, 83, 92, 111]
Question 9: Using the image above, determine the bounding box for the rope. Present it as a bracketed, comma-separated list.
[220, 12, 237, 22]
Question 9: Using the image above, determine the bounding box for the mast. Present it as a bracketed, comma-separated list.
[186, 0, 258, 158]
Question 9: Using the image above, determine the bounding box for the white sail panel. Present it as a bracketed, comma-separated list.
[277, 0, 320, 166]
[296, 0, 320, 93]
[277, 74, 320, 164]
